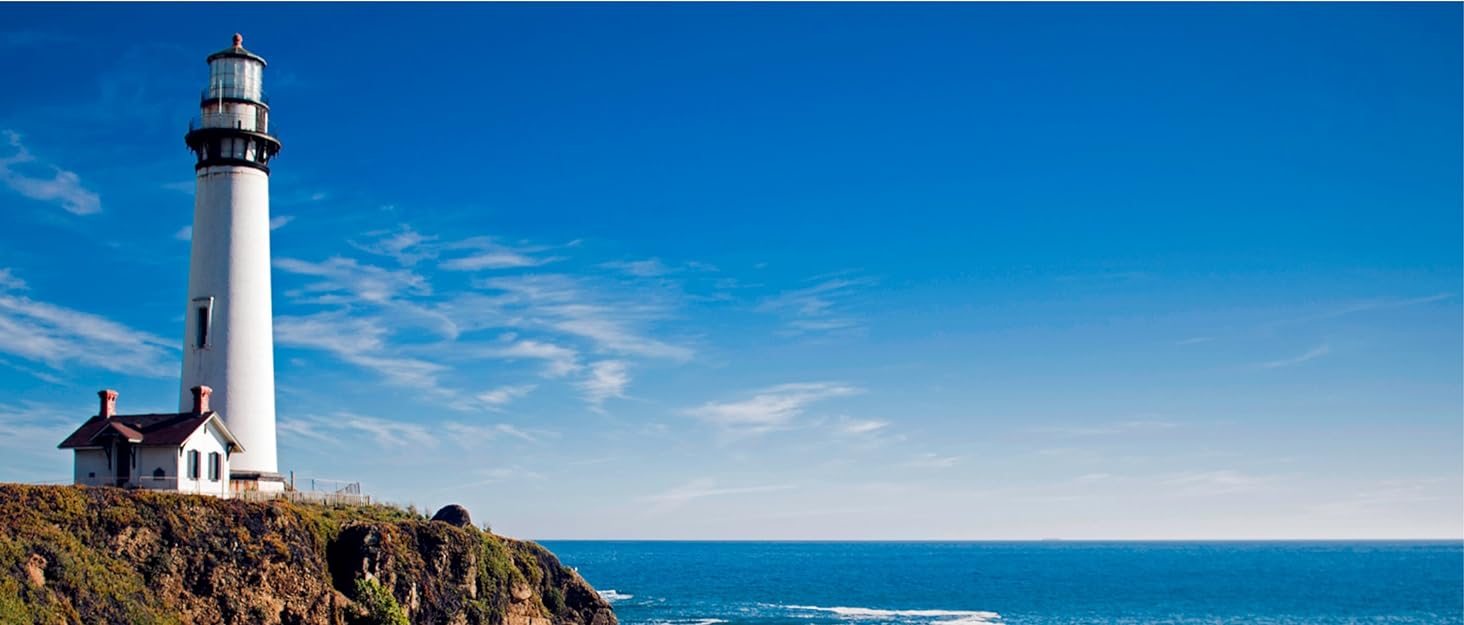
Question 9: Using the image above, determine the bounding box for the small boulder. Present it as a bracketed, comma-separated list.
[430, 504, 473, 528]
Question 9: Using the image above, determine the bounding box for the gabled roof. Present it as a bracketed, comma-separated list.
[58, 411, 244, 452]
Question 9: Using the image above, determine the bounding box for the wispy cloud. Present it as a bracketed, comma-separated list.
[476, 384, 536, 408]
[905, 453, 962, 469]
[0, 400, 80, 481]
[1260, 344, 1329, 369]
[0, 271, 175, 378]
[350, 225, 437, 266]
[270, 215, 294, 230]
[839, 418, 890, 435]
[276, 225, 699, 410]
[280, 412, 543, 451]
[1274, 293, 1453, 327]
[275, 256, 431, 305]
[174, 226, 192, 241]
[431, 466, 548, 493]
[601, 258, 673, 277]
[334, 412, 438, 448]
[757, 275, 875, 335]
[599, 258, 716, 278]
[1161, 469, 1274, 495]
[469, 337, 581, 378]
[473, 274, 693, 361]
[440, 237, 560, 271]
[350, 225, 558, 271]
[1031, 420, 1179, 437]
[637, 478, 797, 508]
[1308, 479, 1452, 516]
[0, 130, 101, 215]
[578, 360, 631, 406]
[0, 269, 26, 291]
[274, 312, 449, 390]
[444, 422, 545, 444]
[687, 382, 862, 435]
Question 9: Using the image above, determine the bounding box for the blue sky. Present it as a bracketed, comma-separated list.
[0, 3, 1459, 539]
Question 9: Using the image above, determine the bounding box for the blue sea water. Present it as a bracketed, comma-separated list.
[538, 541, 1463, 625]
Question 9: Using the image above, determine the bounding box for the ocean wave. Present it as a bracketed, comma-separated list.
[643, 619, 728, 625]
[599, 590, 634, 603]
[784, 605, 1002, 625]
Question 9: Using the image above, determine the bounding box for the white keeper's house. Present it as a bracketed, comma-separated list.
[58, 387, 243, 496]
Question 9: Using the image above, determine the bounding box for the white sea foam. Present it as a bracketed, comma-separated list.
[784, 605, 1002, 625]
[644, 619, 728, 625]
[599, 590, 634, 603]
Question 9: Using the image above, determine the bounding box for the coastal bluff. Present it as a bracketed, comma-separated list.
[0, 484, 616, 625]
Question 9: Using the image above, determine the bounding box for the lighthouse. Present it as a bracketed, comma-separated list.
[179, 34, 283, 491]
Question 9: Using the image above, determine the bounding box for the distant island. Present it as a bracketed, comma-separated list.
[0, 483, 616, 625]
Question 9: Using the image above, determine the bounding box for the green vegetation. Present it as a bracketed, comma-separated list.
[0, 484, 610, 625]
[544, 586, 567, 615]
[352, 578, 409, 625]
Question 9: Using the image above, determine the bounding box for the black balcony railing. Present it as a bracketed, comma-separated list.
[188, 115, 279, 141]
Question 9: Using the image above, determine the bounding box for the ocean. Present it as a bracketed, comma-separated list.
[538, 541, 1463, 625]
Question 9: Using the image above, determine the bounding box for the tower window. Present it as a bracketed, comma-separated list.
[193, 296, 213, 348]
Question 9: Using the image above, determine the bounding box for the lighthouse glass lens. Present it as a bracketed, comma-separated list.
[208, 58, 262, 102]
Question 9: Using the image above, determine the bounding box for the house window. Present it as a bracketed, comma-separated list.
[208, 452, 221, 482]
[152, 467, 165, 481]
[193, 297, 213, 348]
[187, 450, 200, 479]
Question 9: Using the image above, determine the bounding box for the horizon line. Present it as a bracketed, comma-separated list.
[528, 537, 1464, 543]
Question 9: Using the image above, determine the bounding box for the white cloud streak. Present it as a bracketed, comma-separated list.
[0, 273, 175, 378]
[0, 130, 100, 215]
[637, 478, 797, 506]
[0, 269, 26, 291]
[473, 274, 693, 361]
[687, 382, 862, 435]
[905, 453, 963, 469]
[280, 412, 545, 451]
[578, 360, 630, 406]
[476, 384, 536, 408]
[757, 275, 875, 335]
[1260, 344, 1329, 369]
[472, 338, 581, 378]
[839, 418, 890, 435]
[274, 313, 449, 390]
[275, 256, 431, 304]
[1031, 420, 1180, 437]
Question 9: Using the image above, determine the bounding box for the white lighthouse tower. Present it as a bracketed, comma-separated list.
[180, 34, 283, 491]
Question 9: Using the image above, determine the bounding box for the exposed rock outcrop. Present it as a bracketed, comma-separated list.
[0, 484, 616, 625]
[431, 504, 474, 528]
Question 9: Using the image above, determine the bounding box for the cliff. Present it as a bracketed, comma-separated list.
[0, 484, 616, 625]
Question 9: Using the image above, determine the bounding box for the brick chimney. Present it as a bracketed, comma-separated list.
[191, 385, 212, 415]
[97, 389, 118, 419]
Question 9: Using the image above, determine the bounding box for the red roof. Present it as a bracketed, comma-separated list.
[57, 411, 241, 451]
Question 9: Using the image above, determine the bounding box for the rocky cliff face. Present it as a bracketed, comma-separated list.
[0, 484, 616, 625]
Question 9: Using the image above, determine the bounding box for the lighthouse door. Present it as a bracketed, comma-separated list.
[114, 441, 130, 487]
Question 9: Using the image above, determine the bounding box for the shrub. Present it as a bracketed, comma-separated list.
[352, 578, 408, 625]
[544, 586, 566, 615]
